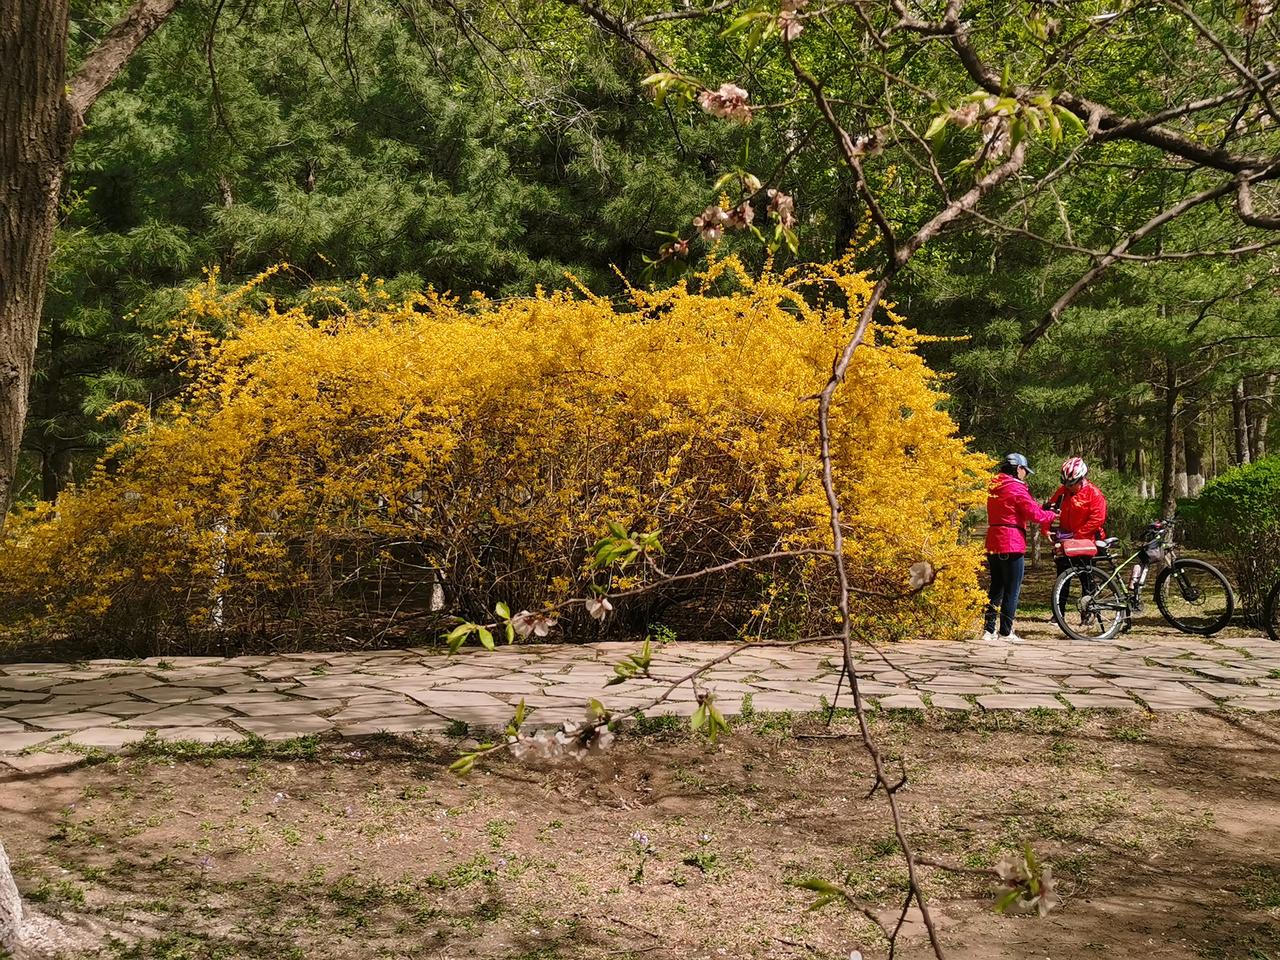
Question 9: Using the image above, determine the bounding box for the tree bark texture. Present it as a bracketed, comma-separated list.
[0, 0, 181, 525]
[1248, 372, 1275, 462]
[1183, 414, 1206, 497]
[1232, 379, 1252, 466]
[0, 0, 72, 520]
[1159, 360, 1180, 519]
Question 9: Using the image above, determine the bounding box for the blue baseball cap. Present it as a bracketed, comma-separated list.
[1002, 452, 1033, 474]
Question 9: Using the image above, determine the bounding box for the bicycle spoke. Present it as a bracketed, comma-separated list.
[1156, 560, 1234, 635]
[1054, 567, 1126, 641]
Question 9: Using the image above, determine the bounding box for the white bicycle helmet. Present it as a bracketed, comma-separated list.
[1060, 456, 1088, 483]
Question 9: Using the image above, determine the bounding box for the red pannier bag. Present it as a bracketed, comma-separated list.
[1054, 538, 1098, 558]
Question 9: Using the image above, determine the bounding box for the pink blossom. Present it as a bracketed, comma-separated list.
[948, 102, 981, 128]
[778, 10, 803, 40]
[512, 610, 556, 638]
[766, 189, 796, 229]
[692, 204, 731, 242]
[586, 596, 614, 621]
[981, 116, 1010, 157]
[726, 202, 755, 229]
[698, 83, 752, 123]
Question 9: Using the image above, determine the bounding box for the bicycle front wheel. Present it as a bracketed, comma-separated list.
[1154, 559, 1235, 635]
[1052, 565, 1128, 642]
[1265, 580, 1280, 643]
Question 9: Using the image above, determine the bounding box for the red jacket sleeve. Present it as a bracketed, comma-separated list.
[1014, 482, 1058, 533]
[1081, 486, 1107, 537]
[1047, 485, 1067, 509]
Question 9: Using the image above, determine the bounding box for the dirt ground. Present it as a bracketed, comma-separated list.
[3, 708, 1278, 960]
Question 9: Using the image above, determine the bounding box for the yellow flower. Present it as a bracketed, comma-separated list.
[0, 258, 985, 644]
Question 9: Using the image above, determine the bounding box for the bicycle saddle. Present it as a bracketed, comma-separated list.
[1095, 537, 1120, 549]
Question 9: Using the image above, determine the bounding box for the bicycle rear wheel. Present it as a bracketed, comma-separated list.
[1052, 566, 1128, 642]
[1153, 559, 1235, 635]
[1265, 580, 1280, 643]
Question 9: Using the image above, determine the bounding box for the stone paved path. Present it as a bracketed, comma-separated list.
[3, 628, 1279, 770]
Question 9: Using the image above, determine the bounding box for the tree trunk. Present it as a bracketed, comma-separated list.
[1210, 409, 1218, 478]
[0, 0, 72, 522]
[1232, 379, 1252, 466]
[1184, 414, 1206, 496]
[1248, 372, 1275, 461]
[1159, 361, 1180, 518]
[39, 444, 73, 501]
[1174, 424, 1189, 499]
[0, 0, 182, 528]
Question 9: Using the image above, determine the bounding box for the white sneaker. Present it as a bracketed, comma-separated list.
[1000, 632, 1026, 644]
[981, 630, 998, 642]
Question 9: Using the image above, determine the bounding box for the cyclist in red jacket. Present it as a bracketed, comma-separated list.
[983, 453, 1058, 643]
[1047, 457, 1109, 613]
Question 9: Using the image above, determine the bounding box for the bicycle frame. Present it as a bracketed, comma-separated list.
[1066, 521, 1178, 613]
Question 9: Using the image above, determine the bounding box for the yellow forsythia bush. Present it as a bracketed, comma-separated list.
[0, 258, 987, 649]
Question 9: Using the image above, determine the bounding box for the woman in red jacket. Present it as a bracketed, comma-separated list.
[984, 453, 1058, 642]
[1047, 456, 1109, 613]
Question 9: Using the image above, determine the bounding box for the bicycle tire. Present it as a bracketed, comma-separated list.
[1265, 580, 1280, 643]
[1052, 565, 1128, 642]
[1153, 558, 1235, 636]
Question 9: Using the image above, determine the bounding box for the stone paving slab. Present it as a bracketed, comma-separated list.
[2, 632, 1279, 764]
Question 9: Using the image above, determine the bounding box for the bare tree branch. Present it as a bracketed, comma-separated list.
[1164, 0, 1280, 125]
[66, 0, 184, 128]
[1025, 179, 1239, 348]
[1237, 173, 1280, 229]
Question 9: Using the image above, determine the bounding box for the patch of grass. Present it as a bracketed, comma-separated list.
[681, 850, 720, 873]
[631, 713, 684, 736]
[128, 734, 322, 762]
[486, 818, 513, 847]
[108, 932, 281, 960]
[745, 710, 796, 735]
[424, 853, 497, 890]
[1112, 724, 1148, 743]
[1241, 867, 1280, 910]
[26, 876, 86, 907]
[1197, 921, 1280, 960]
[444, 719, 470, 737]
[1049, 739, 1077, 764]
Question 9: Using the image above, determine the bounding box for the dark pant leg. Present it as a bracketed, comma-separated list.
[1055, 555, 1071, 612]
[984, 554, 1006, 633]
[999, 554, 1026, 636]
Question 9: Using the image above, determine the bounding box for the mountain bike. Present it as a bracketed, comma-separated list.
[1051, 518, 1235, 642]
[1265, 579, 1280, 643]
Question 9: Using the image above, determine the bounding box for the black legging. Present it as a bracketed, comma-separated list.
[984, 552, 1025, 636]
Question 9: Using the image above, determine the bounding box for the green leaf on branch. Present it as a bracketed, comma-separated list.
[505, 698, 528, 738]
[1055, 104, 1086, 136]
[691, 703, 707, 732]
[605, 638, 653, 686]
[791, 876, 844, 910]
[449, 753, 478, 776]
[721, 10, 772, 38]
[993, 888, 1023, 914]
